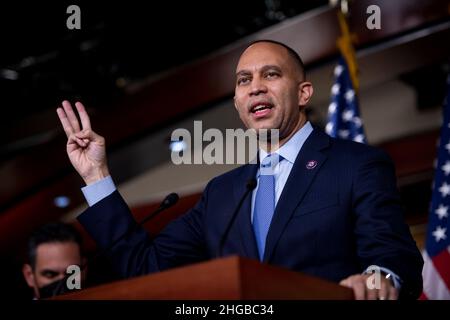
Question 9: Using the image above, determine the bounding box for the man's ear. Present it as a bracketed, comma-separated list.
[22, 264, 35, 288]
[298, 81, 313, 106]
[233, 96, 238, 111]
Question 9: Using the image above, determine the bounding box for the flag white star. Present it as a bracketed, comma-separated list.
[442, 161, 450, 176]
[334, 65, 344, 77]
[439, 182, 450, 197]
[345, 89, 355, 103]
[328, 102, 337, 114]
[353, 116, 362, 128]
[445, 141, 450, 153]
[432, 226, 447, 242]
[338, 130, 350, 139]
[331, 84, 340, 95]
[353, 134, 365, 143]
[325, 123, 334, 134]
[435, 204, 449, 219]
[342, 109, 354, 122]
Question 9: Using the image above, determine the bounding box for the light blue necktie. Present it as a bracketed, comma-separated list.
[253, 154, 280, 260]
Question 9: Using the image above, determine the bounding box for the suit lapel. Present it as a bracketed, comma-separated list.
[263, 129, 331, 262]
[233, 163, 260, 260]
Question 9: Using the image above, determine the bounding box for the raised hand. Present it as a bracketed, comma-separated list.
[56, 101, 110, 185]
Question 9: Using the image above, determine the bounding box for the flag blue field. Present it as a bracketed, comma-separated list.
[325, 57, 367, 144]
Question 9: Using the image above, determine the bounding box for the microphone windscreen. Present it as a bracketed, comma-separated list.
[162, 193, 179, 208]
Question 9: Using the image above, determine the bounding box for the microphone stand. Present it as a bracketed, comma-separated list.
[216, 179, 257, 258]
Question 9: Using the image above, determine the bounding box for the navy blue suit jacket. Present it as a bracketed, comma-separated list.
[78, 128, 423, 299]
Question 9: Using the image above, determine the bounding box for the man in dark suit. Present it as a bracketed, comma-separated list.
[56, 40, 423, 299]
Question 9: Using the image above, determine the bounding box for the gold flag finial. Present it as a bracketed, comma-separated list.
[336, 9, 359, 91]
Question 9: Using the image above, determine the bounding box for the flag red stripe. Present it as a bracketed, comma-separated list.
[419, 292, 428, 300]
[431, 248, 450, 290]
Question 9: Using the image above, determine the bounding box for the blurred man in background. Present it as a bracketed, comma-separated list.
[22, 222, 85, 299]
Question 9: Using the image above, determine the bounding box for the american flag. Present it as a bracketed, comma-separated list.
[421, 75, 450, 300]
[325, 57, 367, 144]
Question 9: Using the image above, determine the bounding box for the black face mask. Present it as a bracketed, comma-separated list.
[38, 278, 74, 299]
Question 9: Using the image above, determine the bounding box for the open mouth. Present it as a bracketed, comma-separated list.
[250, 103, 274, 114]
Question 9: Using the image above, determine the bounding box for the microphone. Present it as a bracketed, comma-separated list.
[217, 178, 257, 258]
[136, 192, 179, 225]
[44, 192, 179, 299]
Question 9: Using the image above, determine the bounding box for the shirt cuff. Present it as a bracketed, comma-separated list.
[363, 265, 402, 290]
[81, 176, 117, 206]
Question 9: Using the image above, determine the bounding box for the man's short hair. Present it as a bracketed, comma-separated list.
[26, 222, 83, 269]
[247, 39, 306, 79]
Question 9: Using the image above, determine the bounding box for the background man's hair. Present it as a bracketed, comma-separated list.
[247, 39, 306, 79]
[26, 222, 83, 269]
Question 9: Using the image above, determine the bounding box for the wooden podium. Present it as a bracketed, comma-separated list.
[55, 256, 353, 300]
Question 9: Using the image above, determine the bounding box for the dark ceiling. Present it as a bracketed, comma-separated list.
[0, 0, 327, 151]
